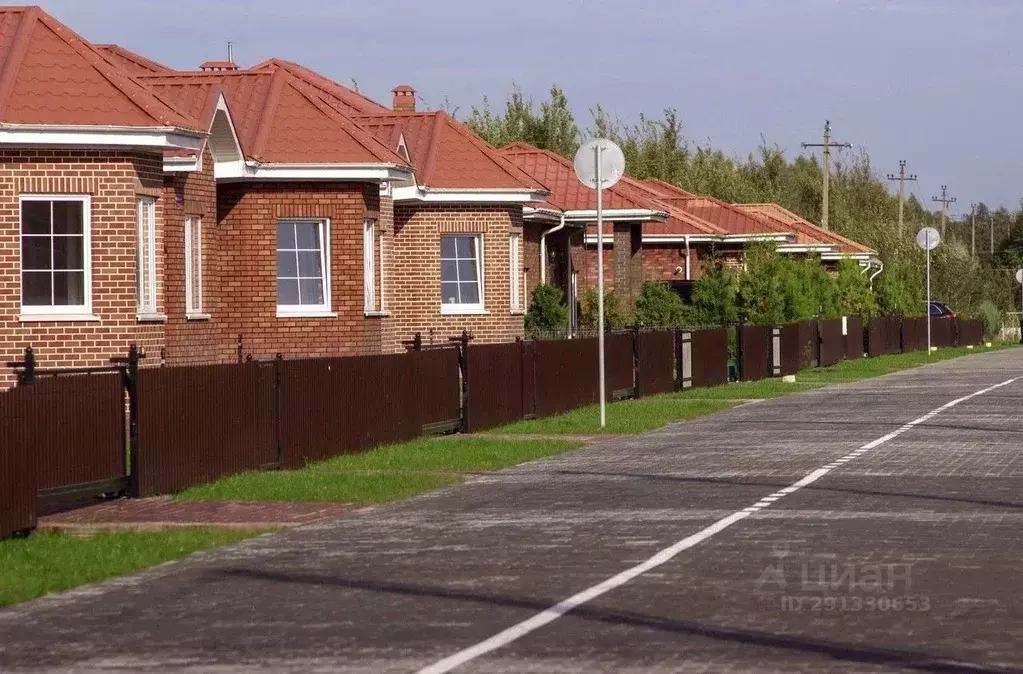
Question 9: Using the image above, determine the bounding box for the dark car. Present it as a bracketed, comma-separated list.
[929, 301, 956, 319]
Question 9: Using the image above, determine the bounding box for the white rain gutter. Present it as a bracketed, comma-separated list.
[685, 235, 691, 280]
[869, 261, 884, 289]
[540, 214, 567, 285]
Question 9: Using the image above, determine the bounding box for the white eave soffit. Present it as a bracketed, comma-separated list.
[215, 162, 413, 183]
[391, 185, 549, 204]
[0, 124, 206, 151]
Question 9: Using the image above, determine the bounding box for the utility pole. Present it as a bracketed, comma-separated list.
[931, 185, 956, 238]
[969, 203, 977, 258]
[802, 120, 852, 232]
[886, 160, 917, 238]
[990, 212, 995, 256]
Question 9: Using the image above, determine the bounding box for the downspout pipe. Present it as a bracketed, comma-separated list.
[869, 261, 884, 289]
[684, 235, 691, 280]
[539, 214, 566, 285]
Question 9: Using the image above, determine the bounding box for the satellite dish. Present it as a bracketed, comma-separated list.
[1015, 269, 1023, 285]
[916, 227, 941, 251]
[574, 139, 625, 190]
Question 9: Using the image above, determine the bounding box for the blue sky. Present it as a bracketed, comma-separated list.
[42, 0, 1022, 216]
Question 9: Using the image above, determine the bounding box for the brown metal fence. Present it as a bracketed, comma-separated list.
[779, 323, 800, 376]
[901, 317, 927, 353]
[636, 331, 675, 397]
[957, 319, 984, 347]
[137, 362, 277, 497]
[32, 373, 128, 497]
[0, 387, 36, 537]
[739, 325, 772, 382]
[533, 338, 600, 417]
[606, 332, 636, 398]
[868, 315, 902, 357]
[690, 328, 729, 388]
[465, 342, 528, 433]
[414, 348, 462, 433]
[846, 316, 864, 360]
[818, 319, 844, 367]
[931, 318, 955, 348]
[797, 321, 819, 369]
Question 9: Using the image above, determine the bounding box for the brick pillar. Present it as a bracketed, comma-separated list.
[613, 222, 643, 304]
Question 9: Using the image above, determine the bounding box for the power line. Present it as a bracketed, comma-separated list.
[801, 120, 852, 232]
[886, 160, 917, 239]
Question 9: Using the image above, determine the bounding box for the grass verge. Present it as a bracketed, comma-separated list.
[176, 437, 581, 504]
[496, 343, 1019, 436]
[0, 528, 262, 607]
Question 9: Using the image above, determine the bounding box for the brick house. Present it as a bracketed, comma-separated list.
[0, 7, 209, 388]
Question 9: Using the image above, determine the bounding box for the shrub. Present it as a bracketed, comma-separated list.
[977, 299, 1003, 340]
[738, 243, 785, 324]
[692, 261, 739, 327]
[834, 258, 878, 319]
[580, 287, 629, 329]
[524, 284, 569, 338]
[634, 281, 693, 327]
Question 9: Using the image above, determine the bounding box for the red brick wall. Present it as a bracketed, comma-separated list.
[162, 148, 229, 366]
[215, 181, 389, 361]
[391, 203, 524, 347]
[0, 149, 167, 389]
[643, 244, 705, 282]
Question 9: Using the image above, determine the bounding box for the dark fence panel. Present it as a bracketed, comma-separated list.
[957, 319, 984, 347]
[868, 316, 902, 357]
[845, 316, 864, 360]
[901, 317, 927, 353]
[279, 352, 431, 468]
[137, 362, 277, 497]
[522, 341, 537, 418]
[797, 321, 819, 369]
[931, 318, 955, 348]
[415, 348, 461, 431]
[739, 325, 772, 382]
[533, 338, 600, 417]
[465, 342, 525, 433]
[32, 373, 127, 494]
[606, 332, 635, 397]
[818, 319, 844, 367]
[690, 329, 729, 388]
[637, 331, 675, 396]
[779, 323, 800, 376]
[0, 387, 36, 538]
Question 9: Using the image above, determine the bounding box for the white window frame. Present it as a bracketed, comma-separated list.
[364, 218, 376, 313]
[18, 194, 93, 320]
[440, 233, 486, 315]
[184, 216, 208, 319]
[136, 196, 160, 320]
[509, 232, 523, 313]
[276, 218, 334, 318]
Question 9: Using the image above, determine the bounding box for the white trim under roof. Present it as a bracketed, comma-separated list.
[216, 161, 413, 183]
[777, 244, 839, 254]
[392, 185, 548, 204]
[565, 209, 667, 223]
[821, 251, 878, 263]
[0, 124, 205, 151]
[585, 232, 796, 246]
[164, 155, 201, 172]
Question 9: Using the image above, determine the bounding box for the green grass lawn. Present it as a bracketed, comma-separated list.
[0, 528, 262, 607]
[177, 437, 581, 504]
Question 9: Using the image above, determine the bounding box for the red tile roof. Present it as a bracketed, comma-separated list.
[667, 194, 786, 237]
[641, 178, 696, 199]
[735, 203, 876, 255]
[95, 43, 172, 76]
[500, 142, 662, 212]
[613, 177, 726, 236]
[248, 58, 389, 116]
[140, 70, 408, 166]
[0, 6, 201, 130]
[355, 113, 546, 191]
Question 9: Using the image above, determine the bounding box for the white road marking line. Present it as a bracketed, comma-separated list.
[416, 377, 1018, 674]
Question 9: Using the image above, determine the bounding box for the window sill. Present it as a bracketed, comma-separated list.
[364, 311, 391, 318]
[137, 313, 168, 324]
[186, 313, 212, 322]
[510, 310, 526, 316]
[440, 307, 489, 316]
[20, 312, 100, 323]
[276, 309, 338, 319]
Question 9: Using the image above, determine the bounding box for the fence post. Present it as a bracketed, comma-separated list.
[20, 346, 35, 386]
[413, 332, 423, 352]
[771, 326, 782, 377]
[125, 344, 140, 498]
[274, 353, 284, 466]
[632, 327, 641, 399]
[458, 330, 470, 434]
[678, 330, 693, 389]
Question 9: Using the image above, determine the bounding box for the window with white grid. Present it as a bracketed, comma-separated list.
[184, 216, 204, 316]
[440, 234, 484, 314]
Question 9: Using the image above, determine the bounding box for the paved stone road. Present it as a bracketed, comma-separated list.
[1, 349, 1021, 673]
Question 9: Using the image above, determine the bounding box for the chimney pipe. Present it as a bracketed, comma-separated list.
[392, 85, 416, 112]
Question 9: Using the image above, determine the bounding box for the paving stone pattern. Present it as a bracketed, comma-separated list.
[1, 350, 1021, 673]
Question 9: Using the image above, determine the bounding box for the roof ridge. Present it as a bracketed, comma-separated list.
[417, 111, 447, 184]
[438, 114, 548, 191]
[96, 43, 172, 74]
[251, 68, 287, 160]
[252, 58, 388, 113]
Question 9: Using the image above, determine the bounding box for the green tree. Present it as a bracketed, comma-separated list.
[580, 288, 629, 329]
[834, 259, 878, 318]
[464, 85, 579, 157]
[634, 281, 693, 327]
[691, 260, 739, 327]
[524, 284, 569, 338]
[738, 243, 785, 324]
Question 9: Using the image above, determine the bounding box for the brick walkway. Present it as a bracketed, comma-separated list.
[37, 497, 363, 532]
